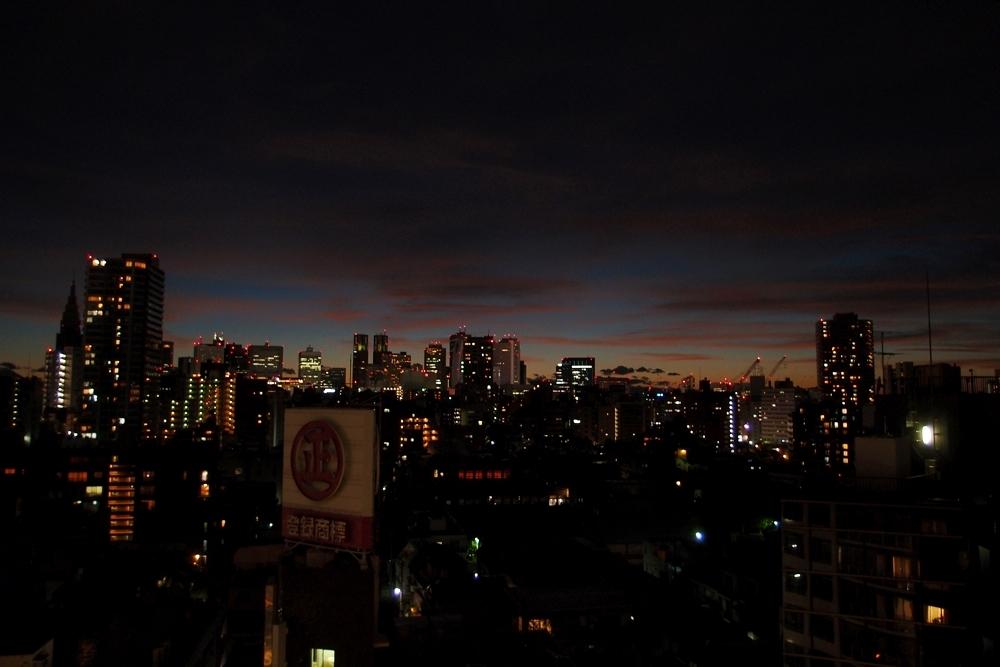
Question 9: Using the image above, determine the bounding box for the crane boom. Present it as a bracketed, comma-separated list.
[738, 356, 761, 382]
[768, 355, 788, 379]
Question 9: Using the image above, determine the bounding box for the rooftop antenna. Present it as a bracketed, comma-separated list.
[925, 269, 933, 367]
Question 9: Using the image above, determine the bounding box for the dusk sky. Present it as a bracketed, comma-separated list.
[3, 3, 999, 387]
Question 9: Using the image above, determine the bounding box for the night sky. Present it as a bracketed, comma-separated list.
[3, 3, 999, 386]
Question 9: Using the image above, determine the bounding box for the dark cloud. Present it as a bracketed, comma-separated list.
[2, 3, 998, 387]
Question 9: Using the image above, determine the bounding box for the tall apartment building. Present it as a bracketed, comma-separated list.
[424, 342, 446, 392]
[352, 333, 369, 389]
[816, 313, 875, 466]
[448, 330, 467, 389]
[44, 281, 84, 419]
[81, 253, 164, 442]
[493, 335, 521, 386]
[459, 335, 494, 395]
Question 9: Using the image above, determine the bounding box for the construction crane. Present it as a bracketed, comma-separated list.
[767, 356, 788, 385]
[737, 357, 762, 384]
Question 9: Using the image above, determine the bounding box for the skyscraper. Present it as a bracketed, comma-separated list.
[44, 281, 84, 419]
[371, 332, 390, 386]
[554, 357, 596, 391]
[193, 333, 225, 370]
[352, 333, 369, 388]
[80, 253, 164, 441]
[373, 333, 390, 369]
[493, 335, 521, 386]
[459, 335, 494, 395]
[448, 330, 467, 389]
[424, 342, 446, 392]
[298, 346, 323, 385]
[249, 343, 283, 379]
[816, 312, 875, 465]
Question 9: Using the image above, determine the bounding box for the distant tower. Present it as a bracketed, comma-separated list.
[352, 333, 369, 388]
[816, 313, 875, 465]
[373, 333, 390, 369]
[193, 333, 225, 370]
[448, 329, 467, 389]
[80, 253, 165, 442]
[44, 281, 84, 416]
[424, 342, 446, 392]
[460, 335, 494, 395]
[555, 357, 596, 392]
[248, 343, 283, 379]
[493, 335, 521, 386]
[370, 332, 390, 386]
[223, 342, 249, 372]
[298, 346, 323, 385]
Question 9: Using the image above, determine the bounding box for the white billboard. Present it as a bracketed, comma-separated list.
[282, 408, 376, 551]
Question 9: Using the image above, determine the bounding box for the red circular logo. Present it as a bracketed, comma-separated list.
[290, 420, 345, 501]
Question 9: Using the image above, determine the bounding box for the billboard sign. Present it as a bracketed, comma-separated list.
[282, 408, 376, 551]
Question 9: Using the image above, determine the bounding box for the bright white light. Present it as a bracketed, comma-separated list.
[694, 531, 704, 542]
[393, 587, 402, 597]
[921, 425, 933, 446]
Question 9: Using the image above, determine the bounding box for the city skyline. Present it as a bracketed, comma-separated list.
[3, 4, 999, 387]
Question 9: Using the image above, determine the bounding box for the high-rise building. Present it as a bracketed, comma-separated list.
[424, 343, 446, 392]
[459, 335, 494, 395]
[554, 357, 596, 391]
[161, 341, 175, 370]
[44, 281, 84, 417]
[248, 343, 283, 379]
[193, 334, 225, 370]
[352, 334, 369, 388]
[298, 346, 323, 385]
[326, 367, 347, 389]
[816, 313, 875, 465]
[373, 333, 390, 369]
[81, 253, 165, 442]
[448, 330, 467, 389]
[760, 379, 796, 446]
[224, 342, 249, 373]
[493, 335, 521, 386]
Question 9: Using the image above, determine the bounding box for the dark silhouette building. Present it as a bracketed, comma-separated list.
[352, 333, 369, 389]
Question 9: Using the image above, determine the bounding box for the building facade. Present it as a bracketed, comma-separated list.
[352, 334, 369, 389]
[298, 346, 323, 385]
[44, 281, 84, 421]
[816, 313, 875, 466]
[80, 253, 165, 442]
[554, 357, 596, 392]
[493, 335, 521, 386]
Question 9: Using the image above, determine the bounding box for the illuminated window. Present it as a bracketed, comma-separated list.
[527, 618, 553, 634]
[925, 604, 947, 624]
[67, 471, 88, 483]
[200, 483, 210, 498]
[310, 648, 335, 667]
[894, 597, 913, 621]
[891, 556, 912, 579]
